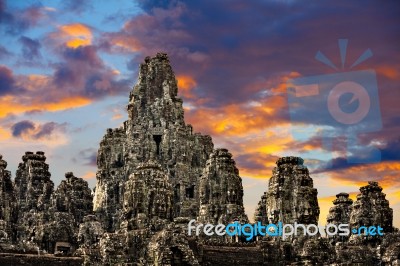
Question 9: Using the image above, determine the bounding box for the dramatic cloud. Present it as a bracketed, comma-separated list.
[82, 171, 96, 180]
[176, 75, 197, 99]
[0, 35, 130, 118]
[51, 45, 130, 99]
[11, 120, 35, 137]
[0, 94, 92, 119]
[11, 120, 67, 140]
[236, 153, 280, 179]
[50, 23, 93, 48]
[0, 65, 22, 96]
[0, 0, 52, 35]
[35, 122, 65, 139]
[104, 0, 400, 109]
[313, 137, 400, 174]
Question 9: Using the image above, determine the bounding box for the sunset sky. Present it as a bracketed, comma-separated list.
[0, 0, 399, 227]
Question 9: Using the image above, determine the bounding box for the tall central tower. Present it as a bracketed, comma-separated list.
[93, 53, 215, 231]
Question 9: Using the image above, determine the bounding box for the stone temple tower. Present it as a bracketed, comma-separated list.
[350, 181, 393, 233]
[13, 151, 54, 243]
[326, 192, 353, 242]
[0, 154, 16, 241]
[198, 149, 247, 224]
[93, 53, 223, 231]
[255, 156, 320, 225]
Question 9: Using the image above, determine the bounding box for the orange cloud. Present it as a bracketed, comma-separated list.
[177, 75, 197, 98]
[376, 65, 399, 80]
[22, 74, 50, 91]
[51, 23, 93, 48]
[237, 152, 280, 179]
[0, 95, 92, 118]
[109, 35, 141, 52]
[112, 69, 120, 75]
[112, 113, 123, 120]
[186, 99, 287, 137]
[181, 73, 303, 181]
[0, 127, 11, 141]
[0, 122, 68, 147]
[82, 171, 96, 180]
[184, 73, 297, 138]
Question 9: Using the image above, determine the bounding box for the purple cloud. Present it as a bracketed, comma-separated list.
[0, 65, 22, 95]
[11, 120, 67, 139]
[11, 120, 35, 137]
[19, 36, 41, 60]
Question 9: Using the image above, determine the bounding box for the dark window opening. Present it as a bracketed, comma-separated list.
[114, 185, 119, 203]
[174, 184, 180, 202]
[153, 135, 162, 155]
[170, 169, 175, 177]
[284, 245, 292, 259]
[170, 246, 184, 265]
[191, 155, 199, 167]
[57, 246, 71, 254]
[114, 153, 123, 167]
[185, 185, 195, 199]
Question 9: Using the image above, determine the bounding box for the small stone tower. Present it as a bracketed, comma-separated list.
[198, 149, 248, 224]
[350, 181, 393, 233]
[256, 156, 320, 225]
[51, 172, 93, 224]
[14, 151, 54, 212]
[13, 151, 54, 244]
[326, 192, 353, 242]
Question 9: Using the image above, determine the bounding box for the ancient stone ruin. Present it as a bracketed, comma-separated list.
[0, 53, 399, 265]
